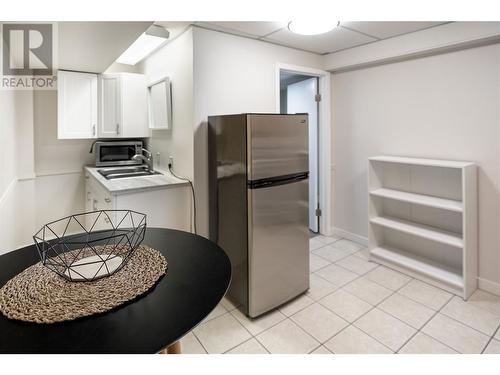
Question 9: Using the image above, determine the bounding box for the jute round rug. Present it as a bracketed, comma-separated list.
[0, 245, 167, 324]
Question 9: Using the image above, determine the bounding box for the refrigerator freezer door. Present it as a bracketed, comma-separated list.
[247, 114, 309, 181]
[247, 178, 309, 317]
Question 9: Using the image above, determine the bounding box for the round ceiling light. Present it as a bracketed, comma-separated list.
[288, 20, 339, 35]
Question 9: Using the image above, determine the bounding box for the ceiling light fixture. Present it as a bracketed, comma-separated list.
[288, 20, 339, 35]
[116, 24, 170, 66]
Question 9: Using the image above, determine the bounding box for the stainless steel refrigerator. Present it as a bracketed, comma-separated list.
[208, 114, 309, 318]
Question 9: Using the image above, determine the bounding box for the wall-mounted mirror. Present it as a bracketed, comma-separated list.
[147, 77, 172, 129]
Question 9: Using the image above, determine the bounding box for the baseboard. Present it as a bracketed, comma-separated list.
[331, 227, 368, 246]
[478, 277, 500, 297]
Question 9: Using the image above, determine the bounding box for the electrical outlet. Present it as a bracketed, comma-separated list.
[168, 156, 174, 169]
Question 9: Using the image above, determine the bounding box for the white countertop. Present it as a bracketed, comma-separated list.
[84, 165, 189, 195]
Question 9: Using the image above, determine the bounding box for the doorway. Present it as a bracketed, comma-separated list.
[276, 64, 331, 237]
[280, 72, 320, 233]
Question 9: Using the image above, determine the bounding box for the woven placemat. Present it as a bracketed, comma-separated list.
[0, 245, 167, 324]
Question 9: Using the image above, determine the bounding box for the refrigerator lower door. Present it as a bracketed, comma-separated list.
[247, 178, 309, 317]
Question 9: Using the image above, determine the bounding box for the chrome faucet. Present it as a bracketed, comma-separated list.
[132, 148, 154, 171]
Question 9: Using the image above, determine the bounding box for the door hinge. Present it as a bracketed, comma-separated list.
[315, 208, 322, 217]
[315, 94, 321, 102]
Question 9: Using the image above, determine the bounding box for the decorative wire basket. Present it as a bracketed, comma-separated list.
[33, 210, 147, 282]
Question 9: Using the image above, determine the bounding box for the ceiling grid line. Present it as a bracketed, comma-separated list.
[339, 25, 381, 40]
[193, 21, 449, 55]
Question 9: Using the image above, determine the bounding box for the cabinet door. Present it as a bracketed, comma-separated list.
[58, 71, 98, 139]
[121, 73, 149, 137]
[85, 176, 115, 230]
[100, 75, 121, 138]
[85, 179, 94, 213]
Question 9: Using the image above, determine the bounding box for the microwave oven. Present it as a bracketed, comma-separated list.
[94, 141, 143, 167]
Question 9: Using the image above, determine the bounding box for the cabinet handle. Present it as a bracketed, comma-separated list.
[104, 197, 111, 203]
[87, 192, 91, 201]
[92, 124, 96, 136]
[92, 199, 98, 211]
[116, 123, 120, 135]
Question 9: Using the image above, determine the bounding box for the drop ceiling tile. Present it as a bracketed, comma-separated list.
[196, 21, 286, 38]
[263, 26, 376, 54]
[340, 21, 446, 40]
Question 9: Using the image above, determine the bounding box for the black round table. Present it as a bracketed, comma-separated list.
[0, 228, 231, 354]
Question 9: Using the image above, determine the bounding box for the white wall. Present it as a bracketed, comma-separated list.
[34, 91, 94, 174]
[331, 43, 500, 289]
[192, 27, 324, 237]
[0, 91, 17, 195]
[0, 89, 92, 254]
[0, 90, 20, 252]
[139, 28, 194, 178]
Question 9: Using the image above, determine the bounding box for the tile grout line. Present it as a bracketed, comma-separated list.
[312, 235, 343, 246]
[317, 276, 411, 353]
[439, 306, 500, 338]
[192, 329, 210, 354]
[462, 292, 500, 317]
[201, 236, 498, 354]
[390, 284, 500, 353]
[312, 251, 418, 295]
[394, 300, 444, 353]
[311, 245, 364, 264]
[324, 273, 418, 352]
[313, 254, 396, 303]
[194, 309, 251, 354]
[192, 331, 209, 354]
[421, 291, 500, 340]
[284, 316, 322, 350]
[481, 324, 500, 354]
[228, 308, 283, 341]
[277, 261, 494, 353]
[258, 242, 458, 354]
[222, 335, 270, 354]
[309, 236, 342, 252]
[403, 331, 459, 354]
[412, 292, 490, 354]
[418, 294, 469, 353]
[308, 342, 325, 354]
[341, 275, 415, 352]
[333, 261, 381, 278]
[227, 310, 273, 353]
[252, 316, 321, 354]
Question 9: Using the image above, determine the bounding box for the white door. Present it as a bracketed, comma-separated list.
[286, 77, 319, 232]
[100, 75, 121, 138]
[57, 71, 98, 139]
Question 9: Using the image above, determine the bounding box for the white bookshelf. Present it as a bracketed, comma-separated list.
[368, 156, 477, 299]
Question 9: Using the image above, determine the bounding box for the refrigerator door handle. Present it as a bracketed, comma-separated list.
[248, 172, 309, 190]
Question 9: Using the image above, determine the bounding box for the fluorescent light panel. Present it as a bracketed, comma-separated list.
[116, 26, 169, 65]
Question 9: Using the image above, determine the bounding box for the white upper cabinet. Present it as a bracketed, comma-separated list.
[57, 70, 98, 139]
[100, 73, 149, 138]
[100, 75, 120, 137]
[57, 71, 149, 140]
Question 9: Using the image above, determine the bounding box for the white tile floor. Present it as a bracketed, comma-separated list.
[180, 235, 500, 354]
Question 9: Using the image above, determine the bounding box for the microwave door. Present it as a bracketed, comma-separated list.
[95, 142, 142, 167]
